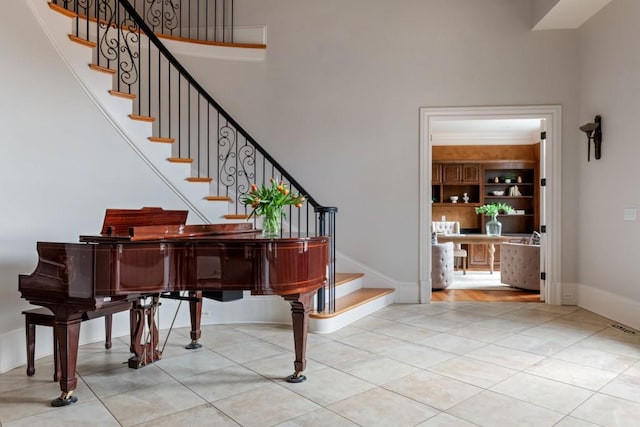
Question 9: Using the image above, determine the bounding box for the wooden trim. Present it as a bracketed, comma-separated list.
[186, 177, 213, 183]
[433, 159, 536, 166]
[108, 90, 136, 100]
[128, 114, 155, 122]
[156, 32, 266, 50]
[432, 145, 539, 162]
[167, 157, 192, 163]
[48, 2, 77, 18]
[148, 136, 175, 143]
[68, 35, 96, 49]
[224, 214, 249, 220]
[204, 196, 233, 202]
[89, 64, 116, 74]
[310, 288, 394, 319]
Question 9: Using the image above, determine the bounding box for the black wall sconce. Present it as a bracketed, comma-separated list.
[579, 115, 602, 161]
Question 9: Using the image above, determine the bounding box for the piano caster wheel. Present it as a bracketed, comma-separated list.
[286, 372, 307, 383]
[185, 340, 202, 350]
[51, 391, 78, 407]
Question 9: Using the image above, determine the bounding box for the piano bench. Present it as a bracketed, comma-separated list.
[22, 307, 115, 381]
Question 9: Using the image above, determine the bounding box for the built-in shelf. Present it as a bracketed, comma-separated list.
[432, 161, 539, 235]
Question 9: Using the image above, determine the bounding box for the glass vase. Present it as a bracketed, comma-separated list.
[261, 207, 282, 238]
[485, 215, 502, 236]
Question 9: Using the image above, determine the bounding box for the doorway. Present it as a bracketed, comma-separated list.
[419, 105, 562, 305]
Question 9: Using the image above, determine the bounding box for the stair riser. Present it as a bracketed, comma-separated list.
[309, 292, 394, 334]
[323, 276, 363, 301]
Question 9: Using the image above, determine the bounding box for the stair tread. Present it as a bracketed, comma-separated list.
[69, 35, 96, 48]
[89, 63, 116, 74]
[335, 273, 364, 286]
[129, 114, 155, 122]
[149, 137, 176, 143]
[49, 1, 78, 18]
[109, 90, 136, 100]
[311, 288, 394, 319]
[224, 214, 249, 220]
[186, 177, 213, 183]
[205, 196, 233, 202]
[167, 157, 193, 163]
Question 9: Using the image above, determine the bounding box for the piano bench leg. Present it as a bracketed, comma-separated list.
[22, 308, 114, 381]
[22, 309, 56, 380]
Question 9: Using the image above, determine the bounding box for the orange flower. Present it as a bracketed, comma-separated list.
[240, 178, 307, 220]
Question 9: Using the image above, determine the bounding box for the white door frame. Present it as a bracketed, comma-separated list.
[419, 105, 562, 304]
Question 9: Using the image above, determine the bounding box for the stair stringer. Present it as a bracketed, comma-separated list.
[27, 0, 234, 223]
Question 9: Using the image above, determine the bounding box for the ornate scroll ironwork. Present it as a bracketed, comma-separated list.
[144, 0, 179, 34]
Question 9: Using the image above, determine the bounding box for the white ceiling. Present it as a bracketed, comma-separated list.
[430, 118, 542, 146]
[532, 0, 613, 30]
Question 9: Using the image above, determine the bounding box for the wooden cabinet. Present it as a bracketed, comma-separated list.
[442, 164, 462, 183]
[432, 163, 481, 230]
[482, 162, 538, 234]
[463, 164, 480, 183]
[442, 164, 479, 184]
[432, 164, 442, 184]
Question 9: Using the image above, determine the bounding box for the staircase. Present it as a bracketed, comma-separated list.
[310, 274, 394, 333]
[30, 0, 394, 332]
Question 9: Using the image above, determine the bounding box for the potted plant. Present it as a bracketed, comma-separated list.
[503, 173, 516, 183]
[475, 203, 514, 235]
[241, 178, 306, 237]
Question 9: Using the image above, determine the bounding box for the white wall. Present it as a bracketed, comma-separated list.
[179, 0, 581, 288]
[575, 0, 640, 325]
[4, 0, 638, 372]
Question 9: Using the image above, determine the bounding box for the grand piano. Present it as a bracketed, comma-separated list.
[18, 208, 329, 407]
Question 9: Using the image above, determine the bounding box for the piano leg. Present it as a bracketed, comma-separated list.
[51, 317, 81, 407]
[283, 291, 313, 383]
[186, 290, 203, 349]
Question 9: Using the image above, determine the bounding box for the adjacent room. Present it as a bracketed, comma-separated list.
[429, 116, 544, 302]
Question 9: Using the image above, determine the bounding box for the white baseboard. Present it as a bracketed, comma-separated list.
[576, 282, 640, 331]
[392, 282, 420, 303]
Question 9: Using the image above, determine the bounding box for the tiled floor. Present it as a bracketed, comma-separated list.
[2, 302, 640, 426]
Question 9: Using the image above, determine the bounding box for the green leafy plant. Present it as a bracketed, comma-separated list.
[240, 178, 306, 220]
[475, 202, 514, 217]
[503, 172, 517, 181]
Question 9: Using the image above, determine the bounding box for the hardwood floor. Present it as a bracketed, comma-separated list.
[431, 288, 542, 302]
